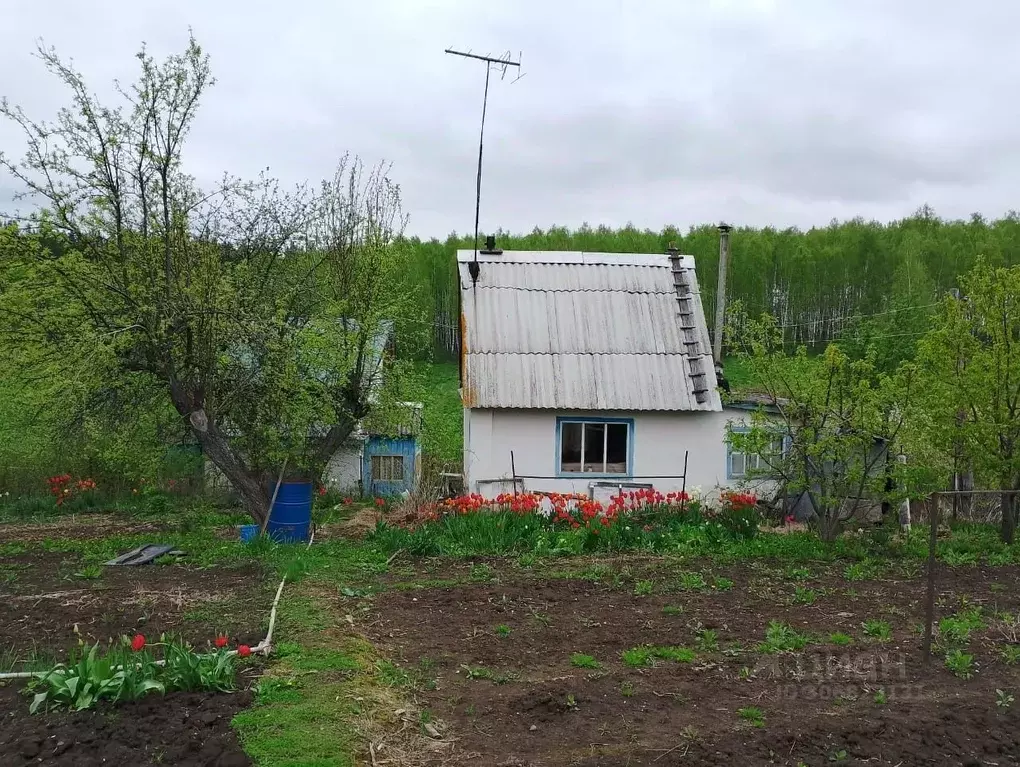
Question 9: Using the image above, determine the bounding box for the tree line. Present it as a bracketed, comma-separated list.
[406, 214, 1020, 360]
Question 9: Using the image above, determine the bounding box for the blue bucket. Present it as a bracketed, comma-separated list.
[239, 524, 260, 543]
[266, 480, 313, 543]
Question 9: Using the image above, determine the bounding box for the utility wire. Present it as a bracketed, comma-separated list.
[772, 302, 940, 331]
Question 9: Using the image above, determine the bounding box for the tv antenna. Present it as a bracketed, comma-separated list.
[445, 47, 522, 283]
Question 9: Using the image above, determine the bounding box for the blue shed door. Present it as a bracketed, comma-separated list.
[363, 436, 417, 497]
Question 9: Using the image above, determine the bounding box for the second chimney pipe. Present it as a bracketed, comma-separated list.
[713, 223, 732, 363]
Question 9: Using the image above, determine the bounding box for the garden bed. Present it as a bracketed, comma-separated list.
[363, 556, 1020, 766]
[0, 551, 268, 656]
[0, 518, 271, 766]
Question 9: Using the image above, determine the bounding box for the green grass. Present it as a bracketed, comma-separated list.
[621, 645, 696, 668]
[409, 361, 462, 464]
[570, 653, 601, 669]
[737, 705, 765, 727]
[661, 604, 683, 616]
[828, 632, 853, 646]
[232, 541, 408, 766]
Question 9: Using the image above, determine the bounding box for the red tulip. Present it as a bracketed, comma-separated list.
[130, 634, 146, 652]
[237, 645, 251, 658]
[214, 635, 228, 649]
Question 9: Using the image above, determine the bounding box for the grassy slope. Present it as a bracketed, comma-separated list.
[410, 361, 461, 465]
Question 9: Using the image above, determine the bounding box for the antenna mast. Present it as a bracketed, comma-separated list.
[445, 47, 522, 283]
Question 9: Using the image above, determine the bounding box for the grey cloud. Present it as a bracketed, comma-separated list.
[3, 0, 1019, 237]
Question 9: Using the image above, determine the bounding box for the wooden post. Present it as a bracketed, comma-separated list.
[922, 495, 939, 663]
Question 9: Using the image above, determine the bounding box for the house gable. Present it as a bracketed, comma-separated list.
[457, 250, 721, 412]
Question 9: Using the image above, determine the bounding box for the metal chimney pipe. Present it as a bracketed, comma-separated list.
[713, 223, 732, 363]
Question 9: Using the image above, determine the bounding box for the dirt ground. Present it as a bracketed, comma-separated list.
[0, 551, 269, 657]
[0, 686, 253, 767]
[364, 557, 1020, 766]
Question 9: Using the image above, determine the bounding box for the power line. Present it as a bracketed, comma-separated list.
[774, 302, 940, 331]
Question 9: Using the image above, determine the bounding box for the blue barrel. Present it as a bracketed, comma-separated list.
[266, 480, 313, 543]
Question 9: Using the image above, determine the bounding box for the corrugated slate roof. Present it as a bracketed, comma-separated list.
[458, 250, 721, 412]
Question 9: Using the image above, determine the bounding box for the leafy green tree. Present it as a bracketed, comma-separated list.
[727, 308, 914, 541]
[0, 39, 416, 522]
[916, 261, 1020, 542]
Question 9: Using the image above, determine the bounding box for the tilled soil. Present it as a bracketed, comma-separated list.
[0, 686, 252, 767]
[365, 558, 1020, 766]
[0, 551, 268, 657]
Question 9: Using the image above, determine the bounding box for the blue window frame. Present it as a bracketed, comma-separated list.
[556, 416, 634, 478]
[727, 426, 788, 480]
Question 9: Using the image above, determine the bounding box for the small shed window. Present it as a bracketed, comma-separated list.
[727, 428, 786, 479]
[558, 418, 631, 476]
[371, 455, 405, 482]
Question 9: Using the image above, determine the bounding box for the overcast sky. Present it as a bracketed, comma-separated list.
[3, 1, 1019, 238]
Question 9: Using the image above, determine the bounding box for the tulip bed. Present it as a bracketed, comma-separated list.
[369, 488, 764, 557]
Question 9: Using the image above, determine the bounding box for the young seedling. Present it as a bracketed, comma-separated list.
[516, 553, 537, 569]
[843, 562, 875, 582]
[459, 664, 493, 681]
[676, 571, 708, 591]
[786, 566, 811, 581]
[938, 608, 984, 648]
[570, 653, 601, 670]
[944, 649, 975, 679]
[829, 632, 853, 646]
[1000, 645, 1020, 665]
[738, 706, 765, 727]
[633, 580, 654, 596]
[470, 563, 494, 582]
[619, 681, 636, 697]
[996, 689, 1014, 709]
[565, 693, 578, 710]
[793, 586, 817, 605]
[873, 688, 887, 704]
[861, 619, 892, 642]
[495, 624, 511, 638]
[758, 621, 810, 653]
[711, 576, 734, 591]
[695, 629, 719, 652]
[661, 604, 683, 616]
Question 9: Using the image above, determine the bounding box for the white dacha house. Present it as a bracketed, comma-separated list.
[457, 247, 766, 502]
